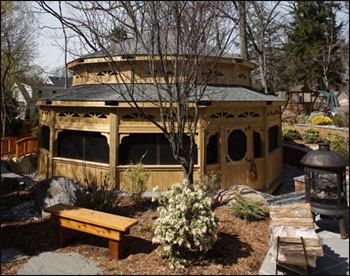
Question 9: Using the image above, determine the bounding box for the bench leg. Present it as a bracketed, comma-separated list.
[109, 234, 125, 260]
[54, 225, 71, 247]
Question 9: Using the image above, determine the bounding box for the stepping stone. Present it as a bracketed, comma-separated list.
[17, 251, 101, 275]
[1, 248, 28, 264]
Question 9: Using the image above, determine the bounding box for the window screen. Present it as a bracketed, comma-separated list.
[254, 131, 262, 158]
[227, 130, 246, 161]
[159, 135, 178, 165]
[57, 130, 109, 163]
[41, 126, 50, 151]
[119, 133, 197, 165]
[84, 132, 110, 163]
[119, 134, 157, 165]
[268, 125, 279, 152]
[206, 133, 219, 164]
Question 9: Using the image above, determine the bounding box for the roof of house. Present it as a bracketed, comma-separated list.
[289, 85, 311, 93]
[13, 83, 33, 103]
[43, 76, 73, 89]
[38, 84, 284, 103]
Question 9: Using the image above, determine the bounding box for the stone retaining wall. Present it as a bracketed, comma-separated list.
[295, 124, 349, 138]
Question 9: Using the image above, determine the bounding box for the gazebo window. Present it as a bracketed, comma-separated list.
[57, 130, 109, 163]
[119, 133, 197, 165]
[227, 130, 246, 161]
[268, 125, 279, 152]
[41, 125, 50, 151]
[206, 133, 219, 165]
[254, 131, 262, 158]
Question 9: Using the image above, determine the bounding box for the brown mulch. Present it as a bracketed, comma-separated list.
[1, 178, 271, 275]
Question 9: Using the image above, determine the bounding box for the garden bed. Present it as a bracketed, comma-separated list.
[1, 178, 270, 275]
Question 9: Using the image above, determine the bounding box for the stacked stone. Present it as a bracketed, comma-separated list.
[269, 203, 323, 268]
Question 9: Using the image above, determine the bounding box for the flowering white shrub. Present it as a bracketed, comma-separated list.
[152, 179, 220, 269]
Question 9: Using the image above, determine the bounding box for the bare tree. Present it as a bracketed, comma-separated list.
[222, 1, 281, 93]
[37, 1, 236, 184]
[1, 1, 42, 137]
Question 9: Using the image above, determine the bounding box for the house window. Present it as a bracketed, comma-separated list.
[57, 130, 109, 163]
[254, 131, 262, 158]
[41, 125, 50, 151]
[227, 130, 246, 161]
[52, 91, 57, 94]
[119, 133, 197, 165]
[206, 133, 219, 165]
[38, 90, 43, 97]
[268, 125, 279, 152]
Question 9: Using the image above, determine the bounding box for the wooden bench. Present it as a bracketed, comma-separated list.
[44, 203, 138, 260]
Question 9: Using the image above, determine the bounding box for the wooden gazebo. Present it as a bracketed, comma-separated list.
[36, 39, 284, 194]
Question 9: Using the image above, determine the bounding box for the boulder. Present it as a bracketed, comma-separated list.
[213, 184, 268, 206]
[34, 176, 81, 217]
[16, 157, 35, 174]
[7, 159, 23, 175]
[6, 155, 36, 175]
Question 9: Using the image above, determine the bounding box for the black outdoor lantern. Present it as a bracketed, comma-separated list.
[300, 143, 349, 239]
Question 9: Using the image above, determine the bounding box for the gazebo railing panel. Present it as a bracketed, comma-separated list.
[267, 148, 283, 185]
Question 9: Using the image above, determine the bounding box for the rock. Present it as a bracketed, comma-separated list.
[34, 176, 81, 217]
[2, 200, 41, 222]
[7, 159, 23, 175]
[213, 184, 268, 206]
[1, 159, 11, 170]
[16, 157, 35, 174]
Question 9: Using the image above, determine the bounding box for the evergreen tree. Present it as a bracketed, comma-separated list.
[285, 1, 344, 89]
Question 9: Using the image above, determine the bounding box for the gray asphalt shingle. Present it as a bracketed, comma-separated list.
[38, 83, 284, 102]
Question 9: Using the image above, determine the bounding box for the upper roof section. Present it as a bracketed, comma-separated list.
[66, 36, 256, 87]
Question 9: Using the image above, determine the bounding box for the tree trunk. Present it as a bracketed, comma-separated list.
[238, 1, 248, 60]
[182, 165, 194, 185]
[258, 54, 268, 93]
[59, 2, 68, 90]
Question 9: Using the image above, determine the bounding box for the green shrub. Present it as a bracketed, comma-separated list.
[124, 162, 150, 201]
[344, 112, 349, 128]
[152, 180, 220, 269]
[74, 175, 120, 213]
[196, 171, 222, 196]
[229, 194, 268, 221]
[282, 126, 301, 141]
[296, 113, 309, 124]
[310, 115, 333, 125]
[332, 114, 348, 128]
[322, 131, 349, 161]
[302, 127, 320, 144]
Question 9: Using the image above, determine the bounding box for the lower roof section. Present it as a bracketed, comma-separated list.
[37, 83, 285, 103]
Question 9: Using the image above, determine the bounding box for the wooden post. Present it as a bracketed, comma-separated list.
[220, 127, 226, 189]
[48, 110, 56, 178]
[109, 110, 118, 190]
[109, 234, 125, 259]
[339, 216, 348, 239]
[263, 106, 269, 190]
[199, 117, 205, 174]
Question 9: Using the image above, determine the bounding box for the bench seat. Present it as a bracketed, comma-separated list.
[44, 203, 138, 259]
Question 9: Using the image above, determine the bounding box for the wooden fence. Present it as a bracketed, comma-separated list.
[1, 137, 18, 157]
[1, 136, 38, 158]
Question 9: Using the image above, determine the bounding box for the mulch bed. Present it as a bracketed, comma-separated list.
[1, 178, 271, 275]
